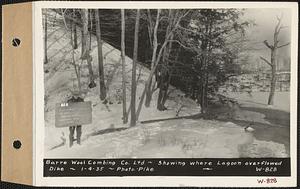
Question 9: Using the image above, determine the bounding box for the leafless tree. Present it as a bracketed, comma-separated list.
[145, 9, 160, 107]
[136, 10, 190, 119]
[260, 14, 290, 105]
[61, 9, 82, 93]
[81, 9, 96, 88]
[121, 9, 128, 123]
[95, 9, 107, 100]
[71, 10, 78, 49]
[144, 10, 189, 109]
[130, 9, 140, 127]
[44, 9, 48, 64]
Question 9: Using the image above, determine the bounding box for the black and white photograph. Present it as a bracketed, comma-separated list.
[43, 7, 292, 159]
[29, 1, 299, 186]
[0, 0, 297, 187]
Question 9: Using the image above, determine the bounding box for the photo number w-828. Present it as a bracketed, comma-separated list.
[256, 167, 278, 172]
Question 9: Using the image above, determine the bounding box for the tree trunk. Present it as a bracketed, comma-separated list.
[95, 9, 107, 100]
[201, 81, 205, 113]
[121, 9, 128, 123]
[147, 9, 153, 48]
[73, 24, 78, 49]
[145, 9, 160, 107]
[136, 85, 147, 120]
[81, 29, 84, 56]
[44, 9, 48, 64]
[157, 87, 164, 110]
[261, 15, 289, 105]
[70, 12, 81, 93]
[157, 80, 170, 110]
[76, 66, 82, 93]
[87, 49, 95, 89]
[72, 10, 78, 49]
[157, 65, 171, 111]
[268, 65, 276, 105]
[268, 49, 277, 105]
[53, 12, 57, 27]
[198, 56, 206, 114]
[81, 9, 96, 88]
[130, 9, 140, 127]
[136, 37, 170, 121]
[204, 72, 209, 109]
[161, 71, 171, 107]
[89, 10, 92, 51]
[162, 9, 173, 63]
[155, 9, 177, 110]
[156, 65, 163, 110]
[158, 11, 174, 110]
[143, 10, 185, 110]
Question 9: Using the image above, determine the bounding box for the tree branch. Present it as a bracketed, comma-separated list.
[260, 56, 272, 67]
[276, 13, 283, 22]
[61, 9, 70, 31]
[277, 42, 290, 49]
[274, 14, 283, 35]
[53, 9, 83, 29]
[279, 25, 288, 31]
[263, 40, 273, 49]
[167, 40, 196, 51]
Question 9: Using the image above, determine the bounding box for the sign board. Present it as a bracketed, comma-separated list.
[55, 101, 92, 127]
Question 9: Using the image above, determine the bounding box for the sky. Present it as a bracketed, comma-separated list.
[240, 8, 291, 71]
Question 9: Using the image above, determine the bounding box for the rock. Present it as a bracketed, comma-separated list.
[224, 122, 236, 127]
[244, 126, 255, 132]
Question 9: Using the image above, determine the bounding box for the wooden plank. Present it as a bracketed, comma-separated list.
[55, 101, 92, 127]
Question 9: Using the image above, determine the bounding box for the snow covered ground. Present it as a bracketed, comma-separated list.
[227, 91, 290, 112]
[43, 12, 289, 158]
[46, 119, 286, 158]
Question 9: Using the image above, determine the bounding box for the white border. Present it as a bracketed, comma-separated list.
[34, 1, 298, 187]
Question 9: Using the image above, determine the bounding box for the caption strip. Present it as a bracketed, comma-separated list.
[44, 158, 290, 176]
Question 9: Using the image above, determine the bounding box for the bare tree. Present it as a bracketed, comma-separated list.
[44, 9, 48, 64]
[136, 10, 190, 120]
[147, 9, 154, 48]
[144, 10, 188, 109]
[81, 29, 84, 56]
[121, 9, 128, 123]
[130, 9, 140, 127]
[260, 14, 290, 105]
[95, 9, 107, 100]
[145, 9, 160, 107]
[81, 9, 96, 88]
[72, 10, 78, 49]
[61, 9, 82, 93]
[157, 9, 176, 111]
[89, 9, 93, 51]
